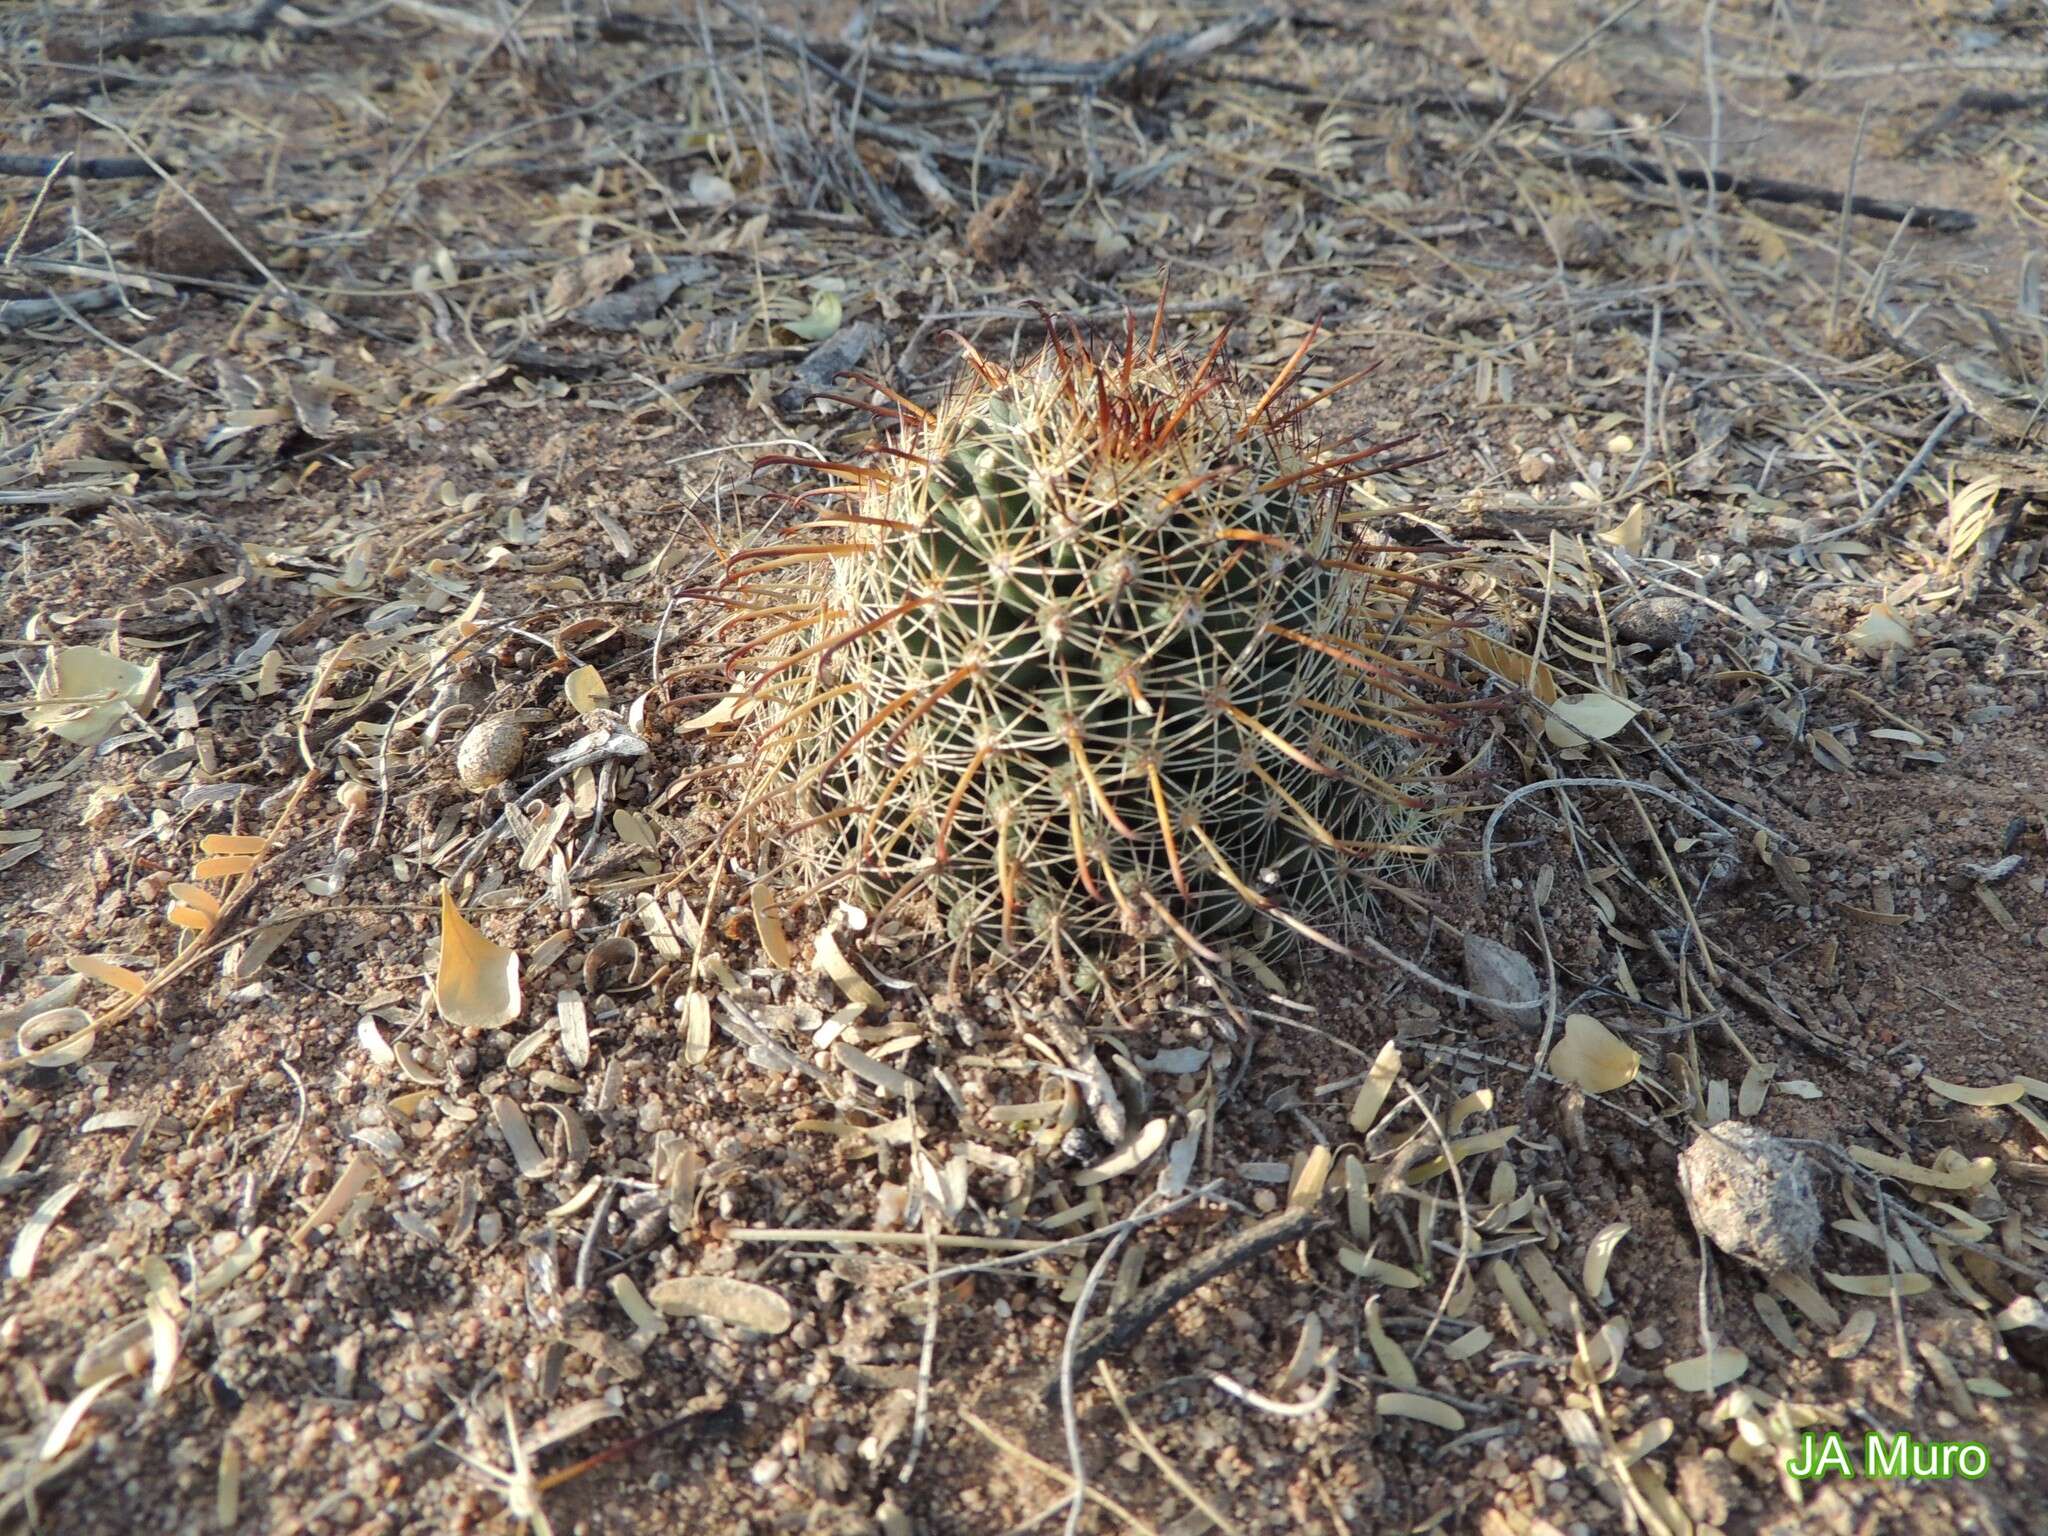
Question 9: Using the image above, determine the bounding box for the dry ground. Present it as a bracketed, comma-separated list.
[3, 2, 2047, 1534]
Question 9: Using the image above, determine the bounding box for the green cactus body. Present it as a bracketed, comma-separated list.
[722, 324, 1469, 962]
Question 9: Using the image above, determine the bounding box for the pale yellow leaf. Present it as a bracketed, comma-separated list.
[66, 954, 148, 996]
[1548, 1013, 1639, 1094]
[564, 664, 609, 715]
[1375, 1392, 1464, 1430]
[1543, 690, 1639, 748]
[1663, 1346, 1748, 1392]
[1824, 1270, 1934, 1299]
[28, 647, 160, 746]
[1846, 604, 1912, 655]
[647, 1275, 793, 1334]
[434, 883, 521, 1031]
[1348, 1038, 1403, 1133]
[1922, 1076, 2025, 1107]
[752, 883, 791, 967]
[199, 834, 270, 857]
[1847, 1145, 1994, 1192]
[814, 930, 883, 1012]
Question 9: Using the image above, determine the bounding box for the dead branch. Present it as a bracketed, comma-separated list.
[0, 153, 154, 180]
[0, 284, 131, 333]
[85, 0, 290, 54]
[1545, 147, 1976, 232]
[1904, 88, 2048, 152]
[1038, 1204, 1322, 1404]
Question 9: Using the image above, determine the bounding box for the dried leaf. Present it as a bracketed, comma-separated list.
[1663, 1347, 1748, 1392]
[1847, 1145, 1994, 1192]
[647, 1275, 793, 1334]
[1922, 1076, 2025, 1107]
[200, 834, 270, 857]
[66, 954, 148, 996]
[784, 289, 843, 342]
[494, 1095, 549, 1178]
[41, 1377, 118, 1461]
[290, 1153, 377, 1246]
[1598, 503, 1649, 556]
[1824, 1270, 1934, 1299]
[1338, 1247, 1424, 1287]
[28, 646, 160, 746]
[1461, 631, 1559, 704]
[1583, 1222, 1630, 1301]
[752, 883, 792, 967]
[814, 930, 883, 1012]
[1075, 1119, 1169, 1186]
[1846, 604, 1913, 655]
[564, 663, 609, 715]
[1348, 1039, 1403, 1133]
[434, 883, 521, 1031]
[1543, 690, 1639, 749]
[1375, 1392, 1465, 1430]
[10, 1180, 82, 1279]
[1548, 1013, 1640, 1094]
[1364, 1298, 1417, 1387]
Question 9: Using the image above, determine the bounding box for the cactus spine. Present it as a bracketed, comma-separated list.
[718, 309, 1476, 965]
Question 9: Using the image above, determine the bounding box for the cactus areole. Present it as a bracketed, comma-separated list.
[719, 310, 1482, 967]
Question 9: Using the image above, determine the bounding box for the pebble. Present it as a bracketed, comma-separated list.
[1677, 1122, 1822, 1272]
[1463, 934, 1543, 1030]
[456, 714, 526, 792]
[1614, 595, 1701, 652]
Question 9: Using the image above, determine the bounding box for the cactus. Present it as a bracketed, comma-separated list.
[716, 309, 1480, 966]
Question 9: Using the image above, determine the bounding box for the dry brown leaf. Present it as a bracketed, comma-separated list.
[1548, 1013, 1639, 1094]
[564, 663, 609, 715]
[1375, 1392, 1464, 1430]
[647, 1275, 793, 1335]
[1663, 1346, 1748, 1392]
[28, 646, 160, 746]
[1348, 1039, 1403, 1133]
[434, 883, 522, 1031]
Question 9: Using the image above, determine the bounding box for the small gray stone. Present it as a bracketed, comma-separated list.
[1614, 595, 1700, 651]
[1463, 934, 1542, 1030]
[1555, 215, 1612, 270]
[1678, 1123, 1822, 1273]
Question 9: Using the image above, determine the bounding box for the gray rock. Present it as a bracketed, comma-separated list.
[1463, 934, 1542, 1030]
[1678, 1123, 1822, 1273]
[1615, 594, 1700, 651]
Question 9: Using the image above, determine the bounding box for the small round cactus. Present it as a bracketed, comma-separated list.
[717, 309, 1480, 964]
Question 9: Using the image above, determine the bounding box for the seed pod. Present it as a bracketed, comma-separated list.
[456, 715, 526, 793]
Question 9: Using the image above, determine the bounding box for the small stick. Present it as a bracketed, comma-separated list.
[1830, 402, 1966, 538]
[0, 284, 128, 332]
[0, 153, 153, 181]
[1039, 1204, 1321, 1403]
[93, 0, 288, 51]
[1825, 106, 1873, 344]
[1548, 148, 1976, 232]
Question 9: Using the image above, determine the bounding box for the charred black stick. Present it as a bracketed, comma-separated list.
[1038, 1204, 1322, 1404]
[0, 153, 153, 180]
[1553, 148, 1976, 232]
